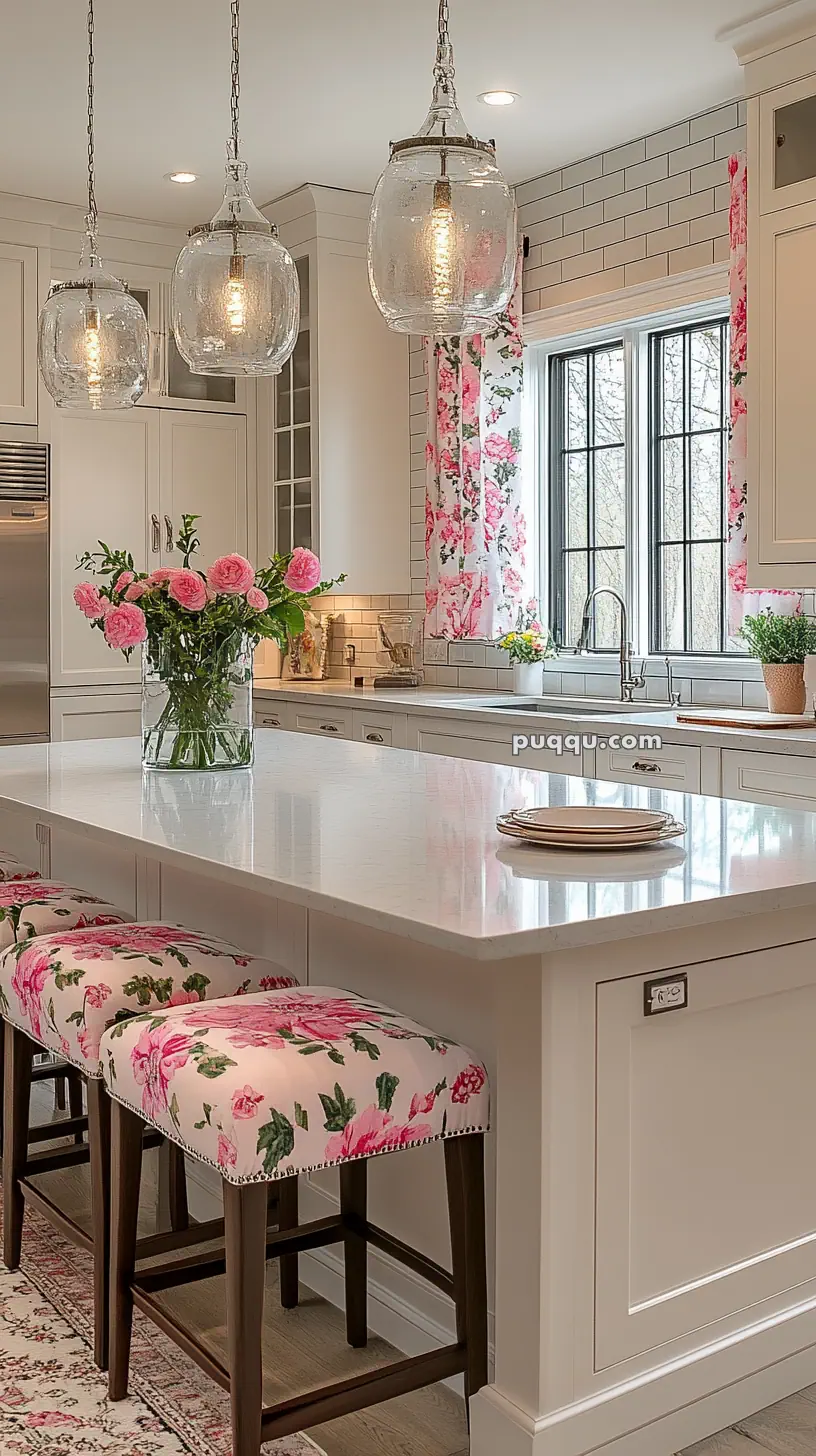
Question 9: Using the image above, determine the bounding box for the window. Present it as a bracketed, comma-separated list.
[650, 320, 729, 653]
[273, 256, 312, 553]
[544, 308, 731, 655]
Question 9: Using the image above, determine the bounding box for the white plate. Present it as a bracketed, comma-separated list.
[496, 814, 686, 849]
[510, 806, 670, 834]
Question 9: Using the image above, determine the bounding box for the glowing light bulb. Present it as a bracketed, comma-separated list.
[84, 301, 102, 406]
[226, 253, 246, 334]
[430, 177, 455, 306]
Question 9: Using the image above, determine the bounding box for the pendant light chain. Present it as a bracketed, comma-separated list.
[434, 0, 455, 94]
[230, 0, 241, 159]
[86, 0, 98, 240]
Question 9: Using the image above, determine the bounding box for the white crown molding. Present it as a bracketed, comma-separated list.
[718, 0, 816, 64]
[522, 264, 729, 345]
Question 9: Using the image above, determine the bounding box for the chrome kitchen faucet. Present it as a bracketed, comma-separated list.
[574, 587, 646, 703]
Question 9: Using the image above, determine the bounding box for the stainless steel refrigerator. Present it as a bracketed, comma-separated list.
[0, 442, 49, 744]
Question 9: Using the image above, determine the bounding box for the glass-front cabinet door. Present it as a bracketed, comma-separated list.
[274, 257, 312, 552]
[127, 285, 241, 410]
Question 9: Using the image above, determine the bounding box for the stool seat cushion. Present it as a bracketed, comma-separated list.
[0, 924, 298, 1072]
[0, 854, 40, 884]
[0, 881, 129, 953]
[100, 988, 490, 1185]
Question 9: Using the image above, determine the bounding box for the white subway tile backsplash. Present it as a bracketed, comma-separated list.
[604, 235, 646, 268]
[458, 667, 498, 691]
[691, 677, 742, 707]
[515, 169, 563, 208]
[742, 679, 770, 710]
[625, 154, 669, 190]
[603, 186, 647, 221]
[449, 643, 486, 668]
[669, 239, 715, 272]
[669, 189, 715, 224]
[715, 127, 745, 160]
[525, 215, 564, 247]
[523, 184, 583, 224]
[603, 138, 646, 173]
[669, 138, 715, 175]
[690, 103, 740, 142]
[625, 254, 668, 286]
[562, 154, 603, 187]
[485, 645, 511, 668]
[562, 248, 605, 281]
[584, 171, 625, 205]
[647, 221, 690, 256]
[624, 203, 669, 238]
[562, 201, 605, 236]
[647, 172, 691, 208]
[690, 158, 730, 192]
[536, 232, 585, 266]
[646, 120, 691, 158]
[584, 217, 625, 250]
[689, 209, 729, 243]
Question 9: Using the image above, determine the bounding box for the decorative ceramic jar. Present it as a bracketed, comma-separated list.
[762, 661, 806, 715]
[513, 662, 544, 696]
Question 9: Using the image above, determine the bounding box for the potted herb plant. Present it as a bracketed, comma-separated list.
[498, 608, 557, 696]
[740, 608, 816, 714]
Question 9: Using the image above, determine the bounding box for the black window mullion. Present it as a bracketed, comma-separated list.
[587, 350, 596, 646]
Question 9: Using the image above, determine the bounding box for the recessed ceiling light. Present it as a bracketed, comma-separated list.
[166, 171, 198, 185]
[478, 90, 518, 107]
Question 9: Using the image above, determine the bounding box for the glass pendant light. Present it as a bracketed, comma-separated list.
[38, 1, 148, 410]
[368, 0, 517, 338]
[171, 0, 299, 377]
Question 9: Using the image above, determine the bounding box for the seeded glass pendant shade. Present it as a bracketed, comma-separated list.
[368, 0, 517, 337]
[171, 0, 299, 377]
[38, 1, 148, 410]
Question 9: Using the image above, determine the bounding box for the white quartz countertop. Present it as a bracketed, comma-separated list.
[1, 737, 816, 959]
[254, 678, 816, 755]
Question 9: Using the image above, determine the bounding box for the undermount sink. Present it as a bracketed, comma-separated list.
[483, 696, 670, 716]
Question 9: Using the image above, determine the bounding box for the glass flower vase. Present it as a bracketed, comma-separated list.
[141, 631, 254, 772]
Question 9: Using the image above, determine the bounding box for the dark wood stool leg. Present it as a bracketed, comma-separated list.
[276, 1174, 299, 1310]
[54, 1070, 67, 1110]
[168, 1142, 189, 1232]
[445, 1134, 488, 1403]
[108, 1099, 144, 1401]
[3, 1024, 33, 1271]
[87, 1079, 111, 1370]
[224, 1181, 267, 1456]
[340, 1160, 368, 1348]
[67, 1068, 85, 1144]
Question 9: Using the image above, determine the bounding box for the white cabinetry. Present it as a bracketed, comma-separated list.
[406, 713, 587, 775]
[352, 708, 408, 749]
[50, 689, 142, 742]
[594, 740, 702, 793]
[260, 187, 410, 595]
[0, 239, 38, 426]
[51, 408, 250, 689]
[721, 747, 816, 809]
[734, 18, 816, 584]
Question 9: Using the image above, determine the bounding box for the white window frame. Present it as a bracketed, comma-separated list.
[524, 264, 741, 674]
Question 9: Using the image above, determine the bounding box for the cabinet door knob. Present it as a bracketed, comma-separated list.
[151, 513, 161, 554]
[320, 723, 339, 733]
[164, 515, 174, 552]
[632, 760, 661, 774]
[366, 732, 384, 743]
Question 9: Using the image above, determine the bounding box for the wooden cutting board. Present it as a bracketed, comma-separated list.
[677, 709, 816, 730]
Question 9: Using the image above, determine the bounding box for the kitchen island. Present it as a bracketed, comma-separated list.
[1, 734, 816, 1455]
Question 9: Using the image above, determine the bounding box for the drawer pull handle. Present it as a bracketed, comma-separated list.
[262, 717, 281, 727]
[320, 723, 339, 733]
[366, 732, 384, 744]
[632, 760, 661, 774]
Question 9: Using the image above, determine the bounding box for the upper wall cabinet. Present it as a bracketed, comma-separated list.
[0, 240, 38, 427]
[260, 186, 411, 596]
[732, 11, 816, 586]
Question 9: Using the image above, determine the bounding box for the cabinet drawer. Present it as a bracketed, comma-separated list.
[290, 707, 352, 739]
[352, 709, 408, 750]
[594, 741, 701, 793]
[406, 715, 585, 775]
[722, 748, 816, 809]
[254, 704, 290, 730]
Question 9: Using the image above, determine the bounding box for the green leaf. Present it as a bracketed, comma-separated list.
[294, 1102, 309, 1131]
[348, 1031, 380, 1061]
[376, 1072, 399, 1113]
[54, 967, 85, 991]
[181, 972, 209, 997]
[327, 1048, 346, 1065]
[256, 1109, 295, 1175]
[319, 1082, 356, 1132]
[169, 1093, 181, 1129]
[195, 1051, 237, 1079]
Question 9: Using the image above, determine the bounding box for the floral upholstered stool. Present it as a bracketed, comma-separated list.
[0, 923, 299, 1371]
[101, 987, 490, 1455]
[0, 878, 131, 1155]
[0, 852, 41, 884]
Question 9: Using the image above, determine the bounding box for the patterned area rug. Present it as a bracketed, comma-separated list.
[0, 1197, 324, 1456]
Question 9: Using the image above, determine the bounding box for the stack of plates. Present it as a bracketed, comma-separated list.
[496, 805, 686, 850]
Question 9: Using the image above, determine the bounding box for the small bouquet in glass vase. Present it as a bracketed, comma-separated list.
[74, 515, 343, 770]
[498, 601, 557, 696]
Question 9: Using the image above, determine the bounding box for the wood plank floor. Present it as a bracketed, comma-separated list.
[24, 1087, 816, 1456]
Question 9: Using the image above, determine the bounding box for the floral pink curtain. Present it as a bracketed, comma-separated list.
[727, 154, 800, 636]
[424, 257, 527, 639]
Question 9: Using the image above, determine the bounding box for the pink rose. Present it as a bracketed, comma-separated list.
[131, 1021, 194, 1119]
[450, 1064, 487, 1105]
[103, 602, 148, 651]
[409, 1089, 439, 1119]
[84, 983, 112, 1010]
[283, 547, 322, 594]
[168, 568, 208, 612]
[113, 570, 135, 594]
[483, 433, 518, 464]
[231, 1084, 264, 1119]
[217, 1132, 238, 1169]
[168, 987, 200, 1007]
[147, 568, 177, 587]
[73, 582, 107, 620]
[125, 580, 149, 602]
[325, 1105, 432, 1163]
[207, 554, 256, 596]
[246, 586, 269, 612]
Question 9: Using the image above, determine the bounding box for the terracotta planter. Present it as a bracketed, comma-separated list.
[762, 661, 806, 715]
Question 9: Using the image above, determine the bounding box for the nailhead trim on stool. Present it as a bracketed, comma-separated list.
[102, 987, 490, 1453]
[2, 925, 301, 1375]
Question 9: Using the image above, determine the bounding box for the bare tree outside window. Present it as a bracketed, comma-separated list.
[650, 320, 729, 653]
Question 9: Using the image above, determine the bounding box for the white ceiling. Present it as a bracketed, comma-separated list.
[0, 0, 756, 229]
